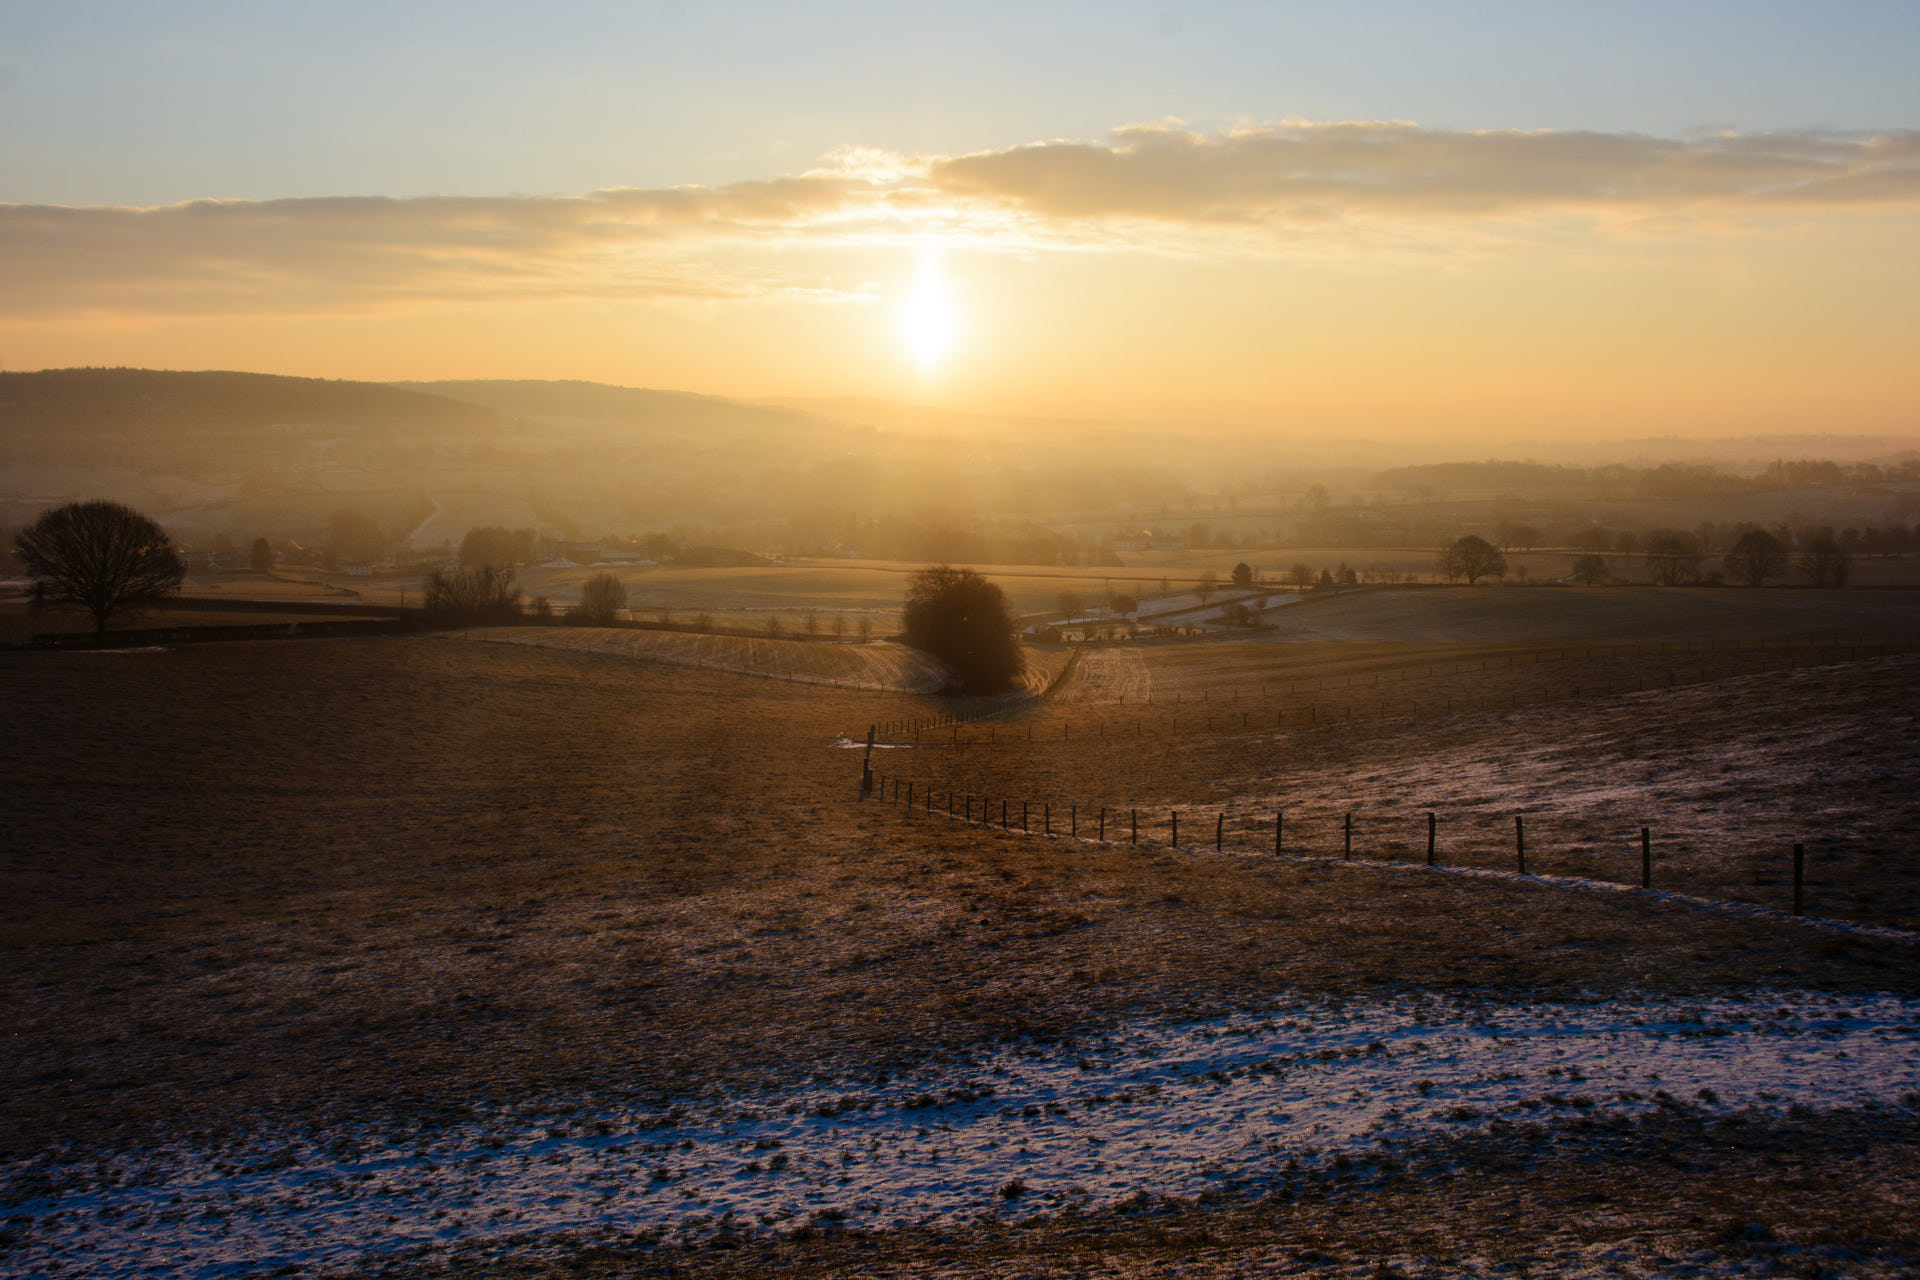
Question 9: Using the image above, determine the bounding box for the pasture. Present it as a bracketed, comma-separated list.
[3, 583, 1918, 1277]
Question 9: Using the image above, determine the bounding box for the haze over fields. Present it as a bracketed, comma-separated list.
[6, 5, 1920, 1279]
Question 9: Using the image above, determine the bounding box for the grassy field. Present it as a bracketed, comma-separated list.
[1244, 583, 1920, 643]
[3, 585, 1917, 1277]
[458, 626, 1077, 695]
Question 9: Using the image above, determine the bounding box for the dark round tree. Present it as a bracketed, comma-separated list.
[14, 500, 184, 633]
[902, 565, 1024, 695]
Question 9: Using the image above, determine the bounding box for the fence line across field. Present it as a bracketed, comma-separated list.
[865, 768, 1830, 917]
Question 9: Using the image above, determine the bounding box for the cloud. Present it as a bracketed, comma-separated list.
[0, 177, 894, 316]
[927, 121, 1920, 222]
[6, 120, 1917, 319]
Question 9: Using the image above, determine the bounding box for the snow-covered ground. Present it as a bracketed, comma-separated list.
[7, 992, 1918, 1278]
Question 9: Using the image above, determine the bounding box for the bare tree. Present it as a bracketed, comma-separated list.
[14, 500, 184, 633]
[856, 615, 873, 641]
[1571, 553, 1610, 586]
[423, 564, 522, 625]
[1644, 529, 1704, 586]
[1798, 533, 1853, 587]
[831, 614, 846, 640]
[1196, 570, 1219, 605]
[575, 571, 628, 624]
[1290, 562, 1315, 589]
[1438, 535, 1506, 585]
[1723, 529, 1788, 586]
[1495, 521, 1541, 552]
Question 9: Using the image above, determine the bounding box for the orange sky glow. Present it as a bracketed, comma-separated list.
[6, 122, 1918, 441]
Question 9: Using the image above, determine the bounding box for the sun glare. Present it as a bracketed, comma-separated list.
[901, 256, 956, 372]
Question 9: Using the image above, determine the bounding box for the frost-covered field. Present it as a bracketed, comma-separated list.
[8, 992, 1917, 1278]
[462, 626, 953, 691]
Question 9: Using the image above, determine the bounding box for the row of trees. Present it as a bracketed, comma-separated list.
[1568, 520, 1911, 559]
[423, 567, 632, 626]
[1451, 529, 1858, 591]
[1449, 529, 1859, 587]
[1644, 528, 1855, 587]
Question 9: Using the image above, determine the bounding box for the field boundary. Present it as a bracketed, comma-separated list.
[865, 777, 1920, 947]
[19, 617, 407, 650]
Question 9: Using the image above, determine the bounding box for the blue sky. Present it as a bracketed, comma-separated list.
[3, 0, 1918, 204]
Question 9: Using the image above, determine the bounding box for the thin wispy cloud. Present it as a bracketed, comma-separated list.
[6, 121, 1918, 317]
[929, 121, 1920, 221]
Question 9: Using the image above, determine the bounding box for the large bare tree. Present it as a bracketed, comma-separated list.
[14, 500, 184, 634]
[1438, 534, 1507, 585]
[1722, 529, 1788, 586]
[1644, 529, 1704, 586]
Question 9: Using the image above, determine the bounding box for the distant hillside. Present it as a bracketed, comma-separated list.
[0, 367, 501, 441]
[398, 379, 828, 437]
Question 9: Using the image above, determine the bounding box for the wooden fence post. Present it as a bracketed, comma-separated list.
[1216, 813, 1223, 852]
[1132, 809, 1138, 845]
[1793, 843, 1804, 915]
[1022, 802, 1029, 833]
[1171, 811, 1179, 847]
[1344, 812, 1352, 858]
[1640, 827, 1651, 889]
[1514, 816, 1526, 873]
[1427, 812, 1436, 866]
[1099, 807, 1106, 842]
[1044, 803, 1051, 836]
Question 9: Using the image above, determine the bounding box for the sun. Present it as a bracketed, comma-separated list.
[900, 255, 955, 372]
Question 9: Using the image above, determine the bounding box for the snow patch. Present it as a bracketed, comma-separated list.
[6, 992, 1918, 1277]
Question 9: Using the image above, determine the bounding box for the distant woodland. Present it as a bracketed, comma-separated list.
[2, 368, 1916, 571]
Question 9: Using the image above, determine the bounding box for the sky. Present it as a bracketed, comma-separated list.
[3, 1, 1918, 441]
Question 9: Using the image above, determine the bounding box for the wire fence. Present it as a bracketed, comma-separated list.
[864, 771, 1843, 918]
